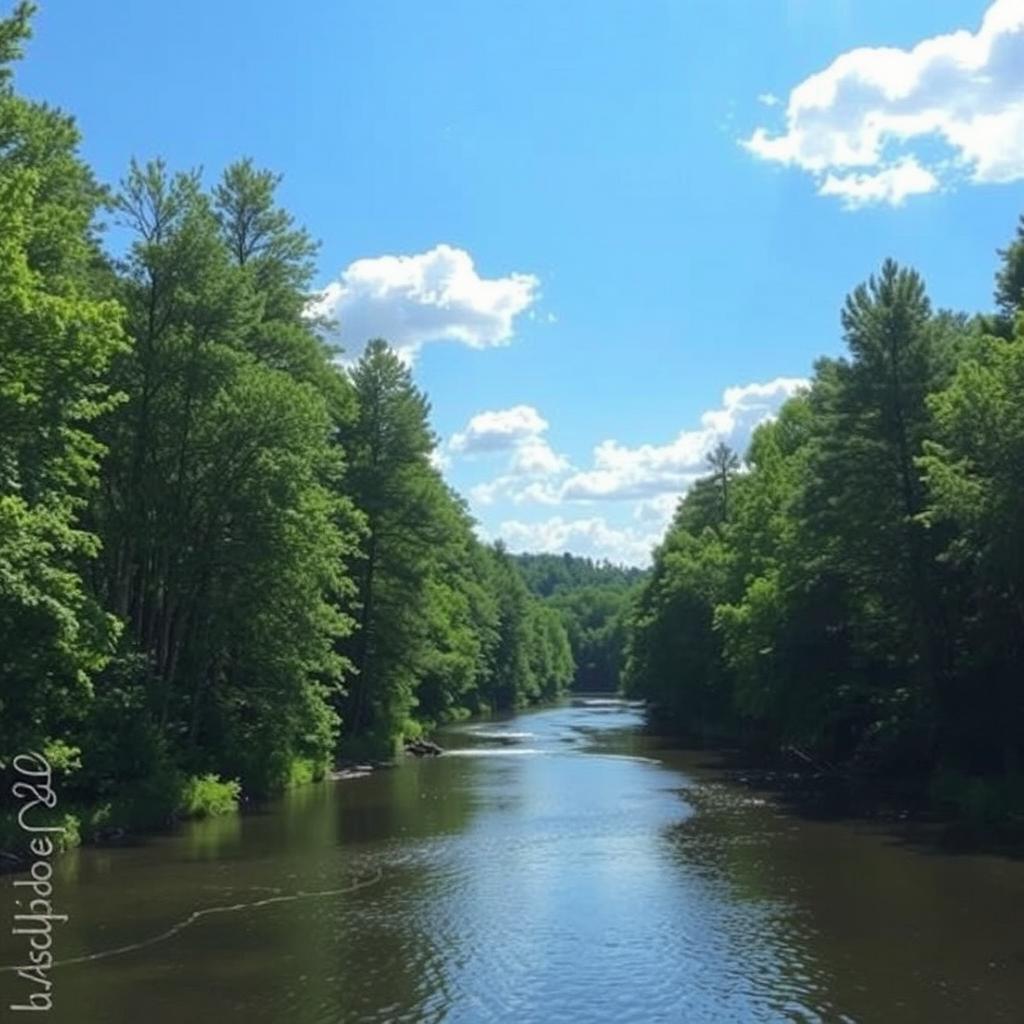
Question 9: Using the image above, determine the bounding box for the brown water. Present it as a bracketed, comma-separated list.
[2, 698, 1023, 1022]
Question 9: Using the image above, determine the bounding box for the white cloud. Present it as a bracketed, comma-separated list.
[429, 447, 451, 472]
[469, 377, 808, 565]
[311, 244, 538, 361]
[470, 475, 562, 507]
[449, 403, 570, 501]
[633, 493, 680, 526]
[744, 0, 1024, 204]
[509, 436, 569, 475]
[757, 92, 781, 107]
[818, 157, 940, 208]
[559, 376, 808, 502]
[450, 405, 549, 454]
[498, 516, 660, 568]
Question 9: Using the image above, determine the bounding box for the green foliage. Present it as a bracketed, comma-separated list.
[0, 3, 125, 767]
[513, 552, 645, 597]
[515, 553, 642, 692]
[994, 214, 1024, 324]
[626, 245, 1024, 824]
[178, 774, 241, 819]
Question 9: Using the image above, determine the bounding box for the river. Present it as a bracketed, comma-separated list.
[2, 698, 1023, 1022]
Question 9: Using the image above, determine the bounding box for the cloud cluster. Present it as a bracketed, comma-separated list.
[560, 377, 807, 501]
[745, 0, 1024, 206]
[311, 244, 538, 361]
[450, 405, 550, 454]
[445, 405, 569, 506]
[451, 378, 807, 566]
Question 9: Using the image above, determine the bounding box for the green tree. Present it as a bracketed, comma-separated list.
[0, 2, 125, 763]
[86, 159, 354, 800]
[705, 440, 740, 523]
[920, 324, 1024, 777]
[338, 340, 439, 748]
[995, 214, 1024, 324]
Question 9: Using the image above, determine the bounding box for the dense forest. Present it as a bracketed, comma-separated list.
[0, 5, 573, 849]
[514, 553, 644, 692]
[624, 236, 1024, 830]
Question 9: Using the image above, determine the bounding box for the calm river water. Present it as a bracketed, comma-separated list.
[3, 698, 1023, 1022]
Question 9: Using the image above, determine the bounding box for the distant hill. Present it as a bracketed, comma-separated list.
[511, 552, 647, 599]
[511, 553, 647, 692]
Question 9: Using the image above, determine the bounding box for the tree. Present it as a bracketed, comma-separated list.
[0, 2, 125, 764]
[798, 260, 950, 762]
[705, 441, 740, 523]
[338, 340, 439, 748]
[920, 323, 1024, 776]
[995, 214, 1024, 324]
[85, 159, 356, 799]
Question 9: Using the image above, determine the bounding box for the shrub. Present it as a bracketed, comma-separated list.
[178, 774, 241, 819]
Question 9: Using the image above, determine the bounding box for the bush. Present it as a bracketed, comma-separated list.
[177, 774, 241, 819]
[0, 810, 81, 861]
[286, 757, 321, 788]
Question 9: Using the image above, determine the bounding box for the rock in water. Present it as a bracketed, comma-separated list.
[404, 738, 443, 757]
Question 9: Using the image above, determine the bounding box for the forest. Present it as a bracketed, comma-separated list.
[624, 237, 1024, 831]
[0, 4, 574, 848]
[514, 553, 644, 692]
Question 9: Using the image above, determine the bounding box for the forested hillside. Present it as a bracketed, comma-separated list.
[0, 4, 572, 846]
[514, 554, 644, 692]
[625, 240, 1024, 829]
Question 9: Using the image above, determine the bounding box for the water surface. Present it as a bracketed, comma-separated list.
[3, 699, 1023, 1022]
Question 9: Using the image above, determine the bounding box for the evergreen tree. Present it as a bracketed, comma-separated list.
[338, 340, 438, 748]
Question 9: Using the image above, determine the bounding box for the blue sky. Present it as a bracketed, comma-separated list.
[19, 0, 1024, 563]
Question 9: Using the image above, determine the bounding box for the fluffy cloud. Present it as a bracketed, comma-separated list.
[465, 378, 807, 564]
[450, 405, 569, 506]
[744, 0, 1024, 205]
[633, 493, 680, 526]
[818, 157, 939, 209]
[509, 437, 569, 475]
[560, 376, 807, 501]
[498, 517, 661, 568]
[450, 405, 549, 454]
[311, 244, 538, 361]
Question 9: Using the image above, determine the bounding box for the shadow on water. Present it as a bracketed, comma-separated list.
[655, 738, 1024, 863]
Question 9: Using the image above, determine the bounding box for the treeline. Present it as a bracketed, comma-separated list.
[515, 553, 643, 692]
[625, 232, 1024, 829]
[0, 5, 571, 846]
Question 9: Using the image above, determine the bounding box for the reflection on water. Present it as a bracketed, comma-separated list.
[2, 698, 1023, 1023]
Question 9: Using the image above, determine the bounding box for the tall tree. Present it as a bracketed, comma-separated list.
[705, 441, 740, 523]
[920, 321, 1024, 776]
[88, 160, 355, 798]
[801, 261, 949, 754]
[0, 2, 125, 762]
[338, 340, 439, 748]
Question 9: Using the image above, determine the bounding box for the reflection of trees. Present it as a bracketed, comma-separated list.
[29, 760, 479, 1023]
[310, 757, 477, 1023]
[659, 780, 833, 1019]
[660, 768, 1024, 1022]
